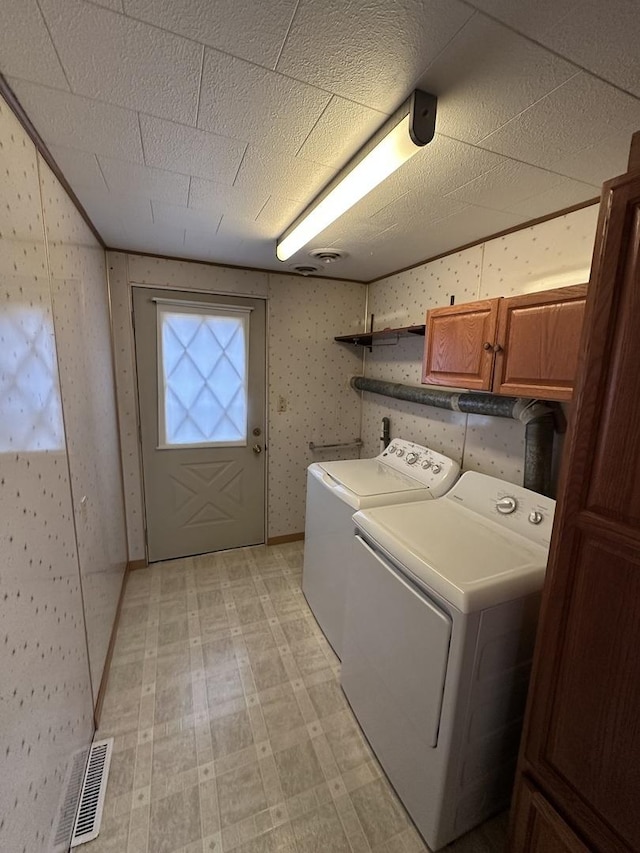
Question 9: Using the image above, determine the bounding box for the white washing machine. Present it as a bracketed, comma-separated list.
[302, 439, 459, 659]
[341, 471, 556, 851]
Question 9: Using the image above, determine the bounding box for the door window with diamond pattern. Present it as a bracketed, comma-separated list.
[157, 303, 250, 447]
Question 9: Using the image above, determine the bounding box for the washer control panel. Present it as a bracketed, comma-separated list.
[379, 438, 460, 497]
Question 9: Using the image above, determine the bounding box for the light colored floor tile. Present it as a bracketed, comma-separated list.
[90, 544, 507, 853]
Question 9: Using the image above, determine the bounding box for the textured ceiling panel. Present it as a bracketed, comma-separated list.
[276, 0, 474, 111]
[417, 15, 579, 143]
[139, 114, 246, 184]
[444, 160, 595, 212]
[38, 0, 202, 124]
[188, 177, 269, 220]
[197, 49, 332, 152]
[7, 78, 144, 162]
[3, 1, 640, 280]
[296, 97, 388, 168]
[0, 0, 69, 90]
[122, 0, 298, 68]
[47, 144, 108, 194]
[479, 73, 640, 170]
[98, 156, 190, 204]
[468, 0, 640, 97]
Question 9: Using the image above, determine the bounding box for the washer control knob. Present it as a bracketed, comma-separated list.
[421, 460, 432, 470]
[431, 463, 442, 474]
[528, 510, 543, 525]
[396, 448, 404, 457]
[406, 452, 418, 465]
[388, 444, 396, 453]
[496, 496, 517, 515]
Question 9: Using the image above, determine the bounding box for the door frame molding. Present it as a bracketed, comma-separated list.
[130, 283, 269, 561]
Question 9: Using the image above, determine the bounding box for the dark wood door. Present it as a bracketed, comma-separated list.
[422, 298, 499, 389]
[509, 166, 640, 851]
[493, 284, 587, 401]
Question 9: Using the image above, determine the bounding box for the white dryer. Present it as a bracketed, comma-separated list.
[341, 472, 556, 850]
[302, 439, 459, 659]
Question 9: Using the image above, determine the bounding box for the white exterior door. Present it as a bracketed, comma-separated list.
[132, 287, 266, 562]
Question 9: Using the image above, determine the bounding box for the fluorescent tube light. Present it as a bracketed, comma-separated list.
[276, 90, 437, 262]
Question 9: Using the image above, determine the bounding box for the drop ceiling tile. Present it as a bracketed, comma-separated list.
[370, 193, 467, 232]
[444, 160, 579, 212]
[468, 0, 640, 96]
[93, 0, 124, 10]
[151, 201, 221, 233]
[276, 0, 474, 112]
[417, 15, 579, 143]
[77, 189, 152, 242]
[139, 114, 246, 183]
[98, 156, 190, 204]
[233, 148, 335, 203]
[7, 78, 144, 162]
[465, 0, 576, 37]
[188, 177, 269, 220]
[256, 195, 304, 234]
[296, 97, 388, 168]
[123, 0, 298, 68]
[478, 73, 640, 171]
[503, 179, 599, 219]
[48, 145, 108, 194]
[0, 0, 69, 89]
[197, 49, 332, 153]
[110, 221, 187, 255]
[549, 130, 634, 187]
[38, 0, 202, 124]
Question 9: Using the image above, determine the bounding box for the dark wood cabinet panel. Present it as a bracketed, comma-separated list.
[511, 780, 590, 853]
[422, 298, 499, 389]
[493, 285, 587, 400]
[510, 153, 640, 852]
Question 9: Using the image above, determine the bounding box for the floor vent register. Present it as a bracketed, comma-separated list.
[70, 738, 113, 847]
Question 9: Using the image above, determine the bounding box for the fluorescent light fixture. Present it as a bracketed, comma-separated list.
[276, 90, 437, 262]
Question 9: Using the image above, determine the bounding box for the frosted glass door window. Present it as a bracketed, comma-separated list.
[158, 306, 249, 447]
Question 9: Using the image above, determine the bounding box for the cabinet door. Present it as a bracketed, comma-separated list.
[422, 299, 499, 390]
[493, 285, 587, 400]
[510, 779, 590, 853]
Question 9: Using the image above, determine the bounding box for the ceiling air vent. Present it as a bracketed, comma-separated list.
[289, 264, 321, 276]
[308, 248, 348, 264]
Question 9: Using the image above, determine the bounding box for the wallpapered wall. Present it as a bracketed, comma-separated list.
[360, 204, 600, 485]
[108, 253, 366, 559]
[0, 93, 126, 852]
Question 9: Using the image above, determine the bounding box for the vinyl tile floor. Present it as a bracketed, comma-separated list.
[89, 542, 507, 853]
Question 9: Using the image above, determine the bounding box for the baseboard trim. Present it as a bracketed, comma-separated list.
[267, 533, 305, 545]
[127, 558, 148, 571]
[94, 566, 129, 728]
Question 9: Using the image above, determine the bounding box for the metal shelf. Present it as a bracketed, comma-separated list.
[334, 324, 425, 347]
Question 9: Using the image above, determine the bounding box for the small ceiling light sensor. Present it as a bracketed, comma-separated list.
[308, 248, 348, 265]
[276, 89, 437, 261]
[289, 264, 321, 276]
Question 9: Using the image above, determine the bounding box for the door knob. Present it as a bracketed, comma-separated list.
[252, 444, 262, 454]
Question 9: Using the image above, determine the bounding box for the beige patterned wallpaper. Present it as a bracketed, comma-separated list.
[0, 95, 95, 853]
[109, 254, 366, 557]
[361, 204, 600, 486]
[40, 158, 127, 695]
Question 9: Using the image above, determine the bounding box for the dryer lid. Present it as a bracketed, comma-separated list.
[353, 499, 550, 613]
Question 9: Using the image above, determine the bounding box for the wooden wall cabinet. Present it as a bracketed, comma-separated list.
[508, 149, 640, 851]
[422, 285, 587, 401]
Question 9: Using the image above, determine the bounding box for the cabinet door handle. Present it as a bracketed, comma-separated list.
[493, 343, 503, 353]
[483, 341, 492, 350]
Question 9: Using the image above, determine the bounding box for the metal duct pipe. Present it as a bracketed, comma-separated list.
[350, 376, 559, 496]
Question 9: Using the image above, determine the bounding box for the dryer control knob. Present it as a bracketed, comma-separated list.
[431, 463, 441, 474]
[421, 460, 432, 469]
[528, 510, 543, 524]
[388, 444, 396, 453]
[497, 496, 517, 514]
[406, 452, 418, 465]
[396, 448, 405, 457]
